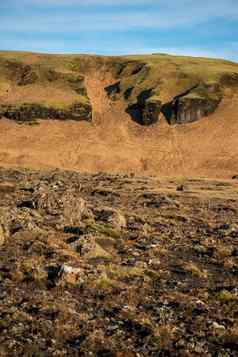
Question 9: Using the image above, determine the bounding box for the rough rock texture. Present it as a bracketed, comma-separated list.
[93, 206, 127, 230]
[1, 53, 238, 126]
[104, 60, 226, 126]
[0, 168, 238, 356]
[172, 95, 221, 124]
[0, 102, 92, 122]
[0, 58, 92, 122]
[101, 55, 238, 126]
[105, 81, 121, 100]
[162, 82, 223, 124]
[126, 90, 162, 126]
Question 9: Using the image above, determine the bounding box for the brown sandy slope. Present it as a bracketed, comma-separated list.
[0, 52, 238, 178]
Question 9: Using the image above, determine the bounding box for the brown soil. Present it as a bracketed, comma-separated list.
[0, 67, 238, 178]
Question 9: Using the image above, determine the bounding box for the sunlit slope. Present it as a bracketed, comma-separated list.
[0, 51, 237, 178]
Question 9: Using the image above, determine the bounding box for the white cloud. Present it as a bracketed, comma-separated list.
[1, 0, 237, 61]
[1, 1, 238, 34]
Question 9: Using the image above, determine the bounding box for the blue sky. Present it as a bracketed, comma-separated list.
[0, 0, 238, 61]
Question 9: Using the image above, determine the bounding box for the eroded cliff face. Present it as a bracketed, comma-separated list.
[0, 58, 92, 122]
[106, 75, 224, 126]
[161, 82, 223, 124]
[103, 56, 238, 126]
[126, 89, 162, 126]
[0, 102, 92, 122]
[0, 52, 238, 126]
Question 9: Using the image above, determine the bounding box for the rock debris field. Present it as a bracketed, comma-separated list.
[0, 168, 237, 356]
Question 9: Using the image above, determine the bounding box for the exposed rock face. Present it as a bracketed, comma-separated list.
[105, 81, 121, 100]
[102, 56, 237, 126]
[0, 59, 92, 122]
[142, 97, 162, 125]
[172, 95, 221, 124]
[1, 54, 238, 128]
[0, 102, 92, 122]
[162, 82, 223, 124]
[126, 101, 161, 126]
[126, 89, 162, 126]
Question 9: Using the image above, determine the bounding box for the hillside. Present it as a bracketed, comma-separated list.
[0, 51, 238, 356]
[0, 51, 238, 178]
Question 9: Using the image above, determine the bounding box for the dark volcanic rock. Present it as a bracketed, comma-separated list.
[0, 102, 92, 122]
[126, 89, 161, 126]
[162, 82, 223, 124]
[0, 59, 92, 122]
[172, 95, 220, 124]
[141, 97, 162, 125]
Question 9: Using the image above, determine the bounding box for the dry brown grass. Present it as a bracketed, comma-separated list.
[0, 51, 237, 178]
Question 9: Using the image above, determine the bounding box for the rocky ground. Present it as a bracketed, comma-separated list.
[0, 168, 237, 356]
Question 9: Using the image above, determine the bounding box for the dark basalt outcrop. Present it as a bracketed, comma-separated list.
[126, 89, 162, 126]
[104, 60, 225, 126]
[162, 82, 223, 124]
[105, 81, 121, 100]
[1, 54, 238, 127]
[173, 95, 221, 124]
[114, 60, 147, 77]
[0, 58, 92, 122]
[0, 102, 92, 122]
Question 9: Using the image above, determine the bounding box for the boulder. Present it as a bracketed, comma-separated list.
[47, 264, 83, 286]
[34, 188, 90, 225]
[93, 207, 127, 230]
